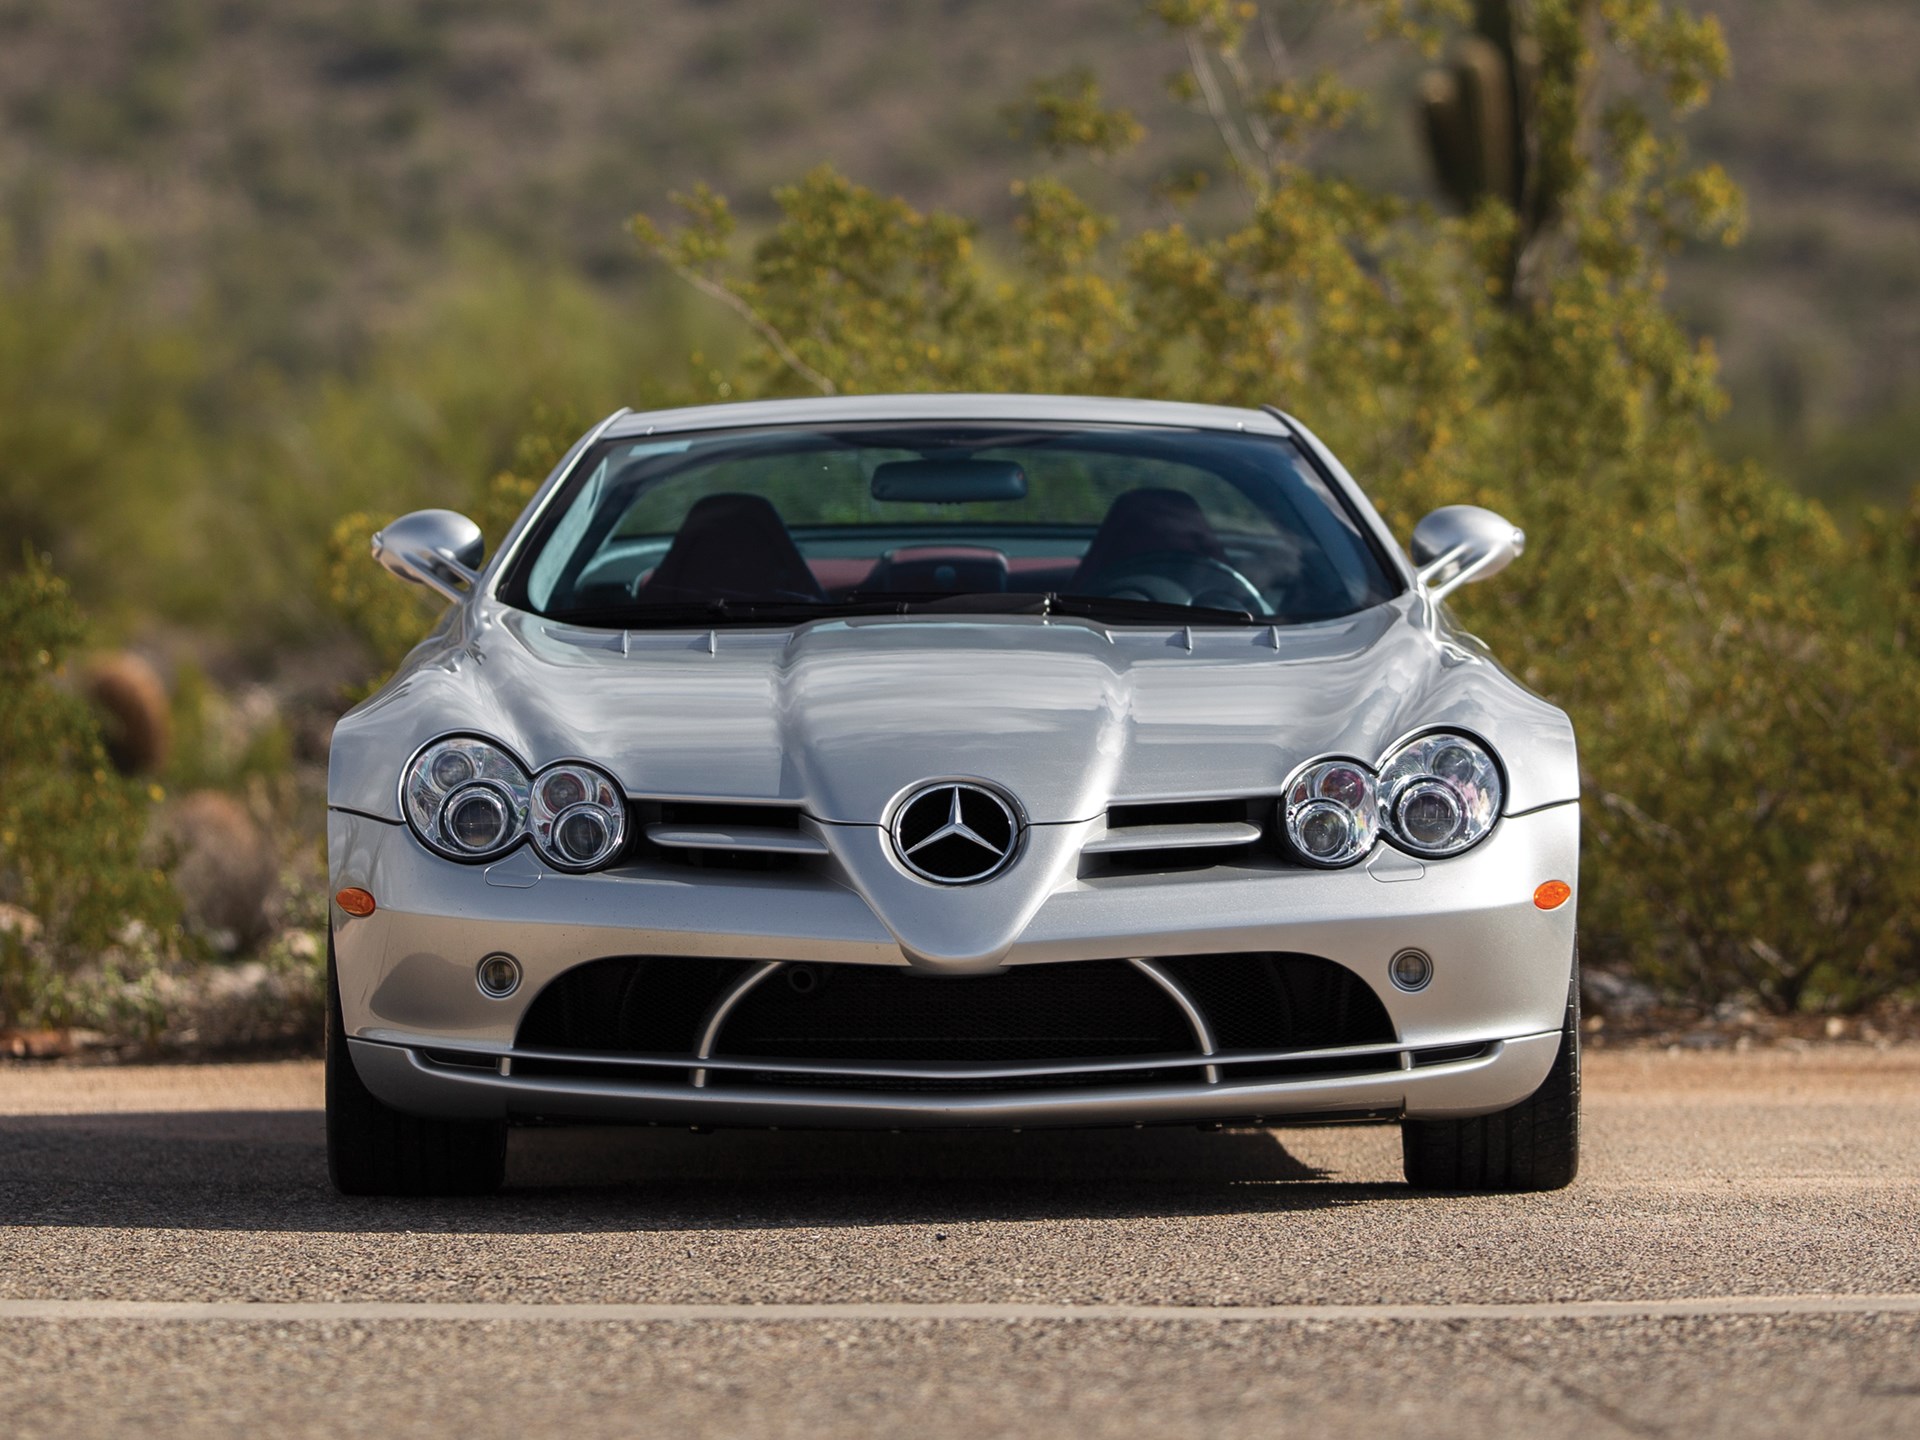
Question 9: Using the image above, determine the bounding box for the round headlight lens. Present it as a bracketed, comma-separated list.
[1396, 780, 1465, 850]
[539, 770, 589, 814]
[1283, 759, 1378, 867]
[1317, 764, 1369, 808]
[1379, 733, 1502, 857]
[552, 803, 619, 868]
[530, 763, 626, 871]
[429, 748, 477, 790]
[403, 737, 529, 860]
[1296, 800, 1356, 860]
[442, 783, 514, 855]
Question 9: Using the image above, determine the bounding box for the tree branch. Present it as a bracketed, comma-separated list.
[1185, 33, 1266, 198]
[659, 261, 837, 397]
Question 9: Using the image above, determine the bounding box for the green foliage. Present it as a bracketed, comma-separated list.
[2, 242, 730, 660]
[1012, 69, 1146, 159]
[0, 240, 210, 623]
[0, 553, 176, 1029]
[629, 1, 1920, 1011]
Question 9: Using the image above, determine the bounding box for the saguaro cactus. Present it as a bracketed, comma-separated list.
[1418, 0, 1549, 237]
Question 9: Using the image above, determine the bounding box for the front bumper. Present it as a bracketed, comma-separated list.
[328, 801, 1578, 1126]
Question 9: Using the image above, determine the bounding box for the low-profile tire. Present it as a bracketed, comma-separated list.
[327, 930, 507, 1197]
[1401, 968, 1580, 1193]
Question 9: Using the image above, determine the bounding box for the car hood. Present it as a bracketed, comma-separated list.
[331, 598, 1578, 825]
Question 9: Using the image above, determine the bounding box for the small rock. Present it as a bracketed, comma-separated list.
[1, 1028, 73, 1059]
[1581, 967, 1660, 1019]
[0, 904, 41, 942]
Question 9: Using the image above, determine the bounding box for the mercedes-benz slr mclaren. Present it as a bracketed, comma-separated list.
[326, 394, 1580, 1195]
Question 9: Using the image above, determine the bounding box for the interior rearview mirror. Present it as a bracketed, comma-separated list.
[870, 459, 1028, 504]
[1410, 505, 1525, 602]
[372, 509, 486, 603]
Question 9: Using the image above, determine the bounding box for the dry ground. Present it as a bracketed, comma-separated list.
[2, 1046, 1917, 1438]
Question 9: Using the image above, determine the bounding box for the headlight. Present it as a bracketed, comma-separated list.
[403, 737, 530, 860]
[530, 763, 627, 870]
[1378, 732, 1502, 857]
[1282, 759, 1379, 867]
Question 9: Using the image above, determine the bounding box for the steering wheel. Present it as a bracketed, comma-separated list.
[1076, 550, 1268, 613]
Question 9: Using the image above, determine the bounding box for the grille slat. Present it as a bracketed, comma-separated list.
[630, 801, 814, 871]
[1085, 798, 1271, 871]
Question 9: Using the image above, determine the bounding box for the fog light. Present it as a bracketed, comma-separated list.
[1389, 948, 1433, 992]
[476, 953, 521, 999]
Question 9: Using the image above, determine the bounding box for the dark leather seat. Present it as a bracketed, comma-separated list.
[642, 493, 826, 601]
[1070, 488, 1227, 589]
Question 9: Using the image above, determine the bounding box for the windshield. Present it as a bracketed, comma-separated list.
[497, 422, 1399, 628]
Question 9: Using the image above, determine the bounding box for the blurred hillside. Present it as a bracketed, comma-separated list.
[0, 0, 1913, 505]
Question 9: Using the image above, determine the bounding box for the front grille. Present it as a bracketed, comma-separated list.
[510, 952, 1400, 1095]
[1104, 798, 1259, 831]
[630, 801, 812, 871]
[1084, 797, 1270, 872]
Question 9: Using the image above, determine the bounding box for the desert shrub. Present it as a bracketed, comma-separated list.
[625, 0, 1919, 1010]
[0, 240, 209, 626]
[0, 553, 177, 1029]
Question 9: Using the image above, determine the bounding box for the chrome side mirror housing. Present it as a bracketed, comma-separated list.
[1410, 505, 1525, 603]
[372, 509, 485, 603]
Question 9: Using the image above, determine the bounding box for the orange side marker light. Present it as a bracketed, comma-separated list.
[1533, 880, 1572, 911]
[335, 887, 377, 918]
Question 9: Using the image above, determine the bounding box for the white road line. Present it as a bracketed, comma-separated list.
[1, 1295, 1917, 1325]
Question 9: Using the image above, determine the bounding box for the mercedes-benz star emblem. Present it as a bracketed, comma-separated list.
[890, 783, 1020, 885]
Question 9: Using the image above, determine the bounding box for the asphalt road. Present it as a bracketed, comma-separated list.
[2, 1047, 1917, 1439]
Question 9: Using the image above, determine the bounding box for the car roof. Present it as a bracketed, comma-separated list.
[603, 393, 1291, 440]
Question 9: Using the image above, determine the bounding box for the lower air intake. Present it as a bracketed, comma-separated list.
[512, 952, 1397, 1094]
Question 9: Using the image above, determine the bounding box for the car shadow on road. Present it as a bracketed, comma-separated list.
[0, 1107, 1413, 1232]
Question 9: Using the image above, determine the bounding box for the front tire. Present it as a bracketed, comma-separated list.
[326, 930, 507, 1197]
[1401, 971, 1580, 1193]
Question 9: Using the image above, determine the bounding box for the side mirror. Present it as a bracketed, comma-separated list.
[372, 509, 485, 603]
[1410, 505, 1524, 603]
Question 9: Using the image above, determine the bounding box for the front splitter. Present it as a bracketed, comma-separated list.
[347, 1030, 1562, 1130]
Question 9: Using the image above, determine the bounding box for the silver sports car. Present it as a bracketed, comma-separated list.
[327, 394, 1580, 1196]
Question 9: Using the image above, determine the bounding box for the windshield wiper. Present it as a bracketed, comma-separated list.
[545, 591, 1262, 630]
[843, 589, 1260, 624]
[545, 598, 909, 629]
[1039, 593, 1259, 626]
